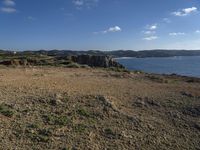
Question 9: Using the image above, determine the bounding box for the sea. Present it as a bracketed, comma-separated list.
[116, 56, 200, 78]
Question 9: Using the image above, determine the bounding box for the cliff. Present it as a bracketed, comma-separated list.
[0, 54, 125, 69]
[70, 55, 124, 68]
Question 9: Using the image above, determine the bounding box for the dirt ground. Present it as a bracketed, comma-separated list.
[0, 66, 199, 150]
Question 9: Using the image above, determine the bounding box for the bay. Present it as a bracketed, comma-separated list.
[116, 56, 200, 77]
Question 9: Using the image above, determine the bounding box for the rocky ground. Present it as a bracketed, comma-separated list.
[0, 66, 199, 150]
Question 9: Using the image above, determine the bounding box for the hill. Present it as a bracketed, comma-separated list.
[1, 49, 200, 58]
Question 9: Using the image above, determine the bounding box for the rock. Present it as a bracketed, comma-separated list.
[180, 91, 194, 98]
[121, 131, 133, 139]
[182, 106, 200, 117]
[133, 97, 160, 108]
[144, 97, 161, 107]
[50, 93, 63, 105]
[133, 99, 146, 107]
[97, 95, 119, 112]
[71, 55, 124, 68]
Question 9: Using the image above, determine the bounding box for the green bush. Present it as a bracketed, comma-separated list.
[77, 108, 90, 117]
[0, 103, 14, 117]
[43, 114, 69, 126]
[73, 124, 87, 133]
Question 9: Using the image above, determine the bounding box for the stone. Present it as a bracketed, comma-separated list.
[71, 54, 124, 68]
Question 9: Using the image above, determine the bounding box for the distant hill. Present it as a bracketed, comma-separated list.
[1, 49, 200, 58]
[106, 50, 200, 58]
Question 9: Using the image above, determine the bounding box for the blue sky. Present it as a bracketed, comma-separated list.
[0, 0, 200, 50]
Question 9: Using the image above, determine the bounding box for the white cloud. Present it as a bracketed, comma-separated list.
[94, 26, 122, 34]
[72, 0, 99, 8]
[3, 0, 15, 6]
[143, 31, 156, 35]
[1, 0, 17, 13]
[143, 36, 158, 41]
[73, 0, 84, 6]
[143, 24, 158, 40]
[169, 32, 185, 36]
[184, 7, 197, 14]
[0, 7, 16, 13]
[107, 26, 121, 32]
[150, 25, 157, 30]
[172, 7, 198, 16]
[195, 30, 200, 34]
[146, 24, 157, 30]
[102, 26, 122, 34]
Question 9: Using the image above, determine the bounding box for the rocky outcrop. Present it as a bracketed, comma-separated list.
[0, 54, 125, 68]
[70, 55, 124, 68]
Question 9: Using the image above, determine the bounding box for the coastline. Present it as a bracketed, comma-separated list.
[116, 56, 200, 78]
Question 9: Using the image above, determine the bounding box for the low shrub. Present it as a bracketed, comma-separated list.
[43, 114, 69, 126]
[0, 103, 14, 117]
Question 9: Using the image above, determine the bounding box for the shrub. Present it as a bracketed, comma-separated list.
[104, 128, 115, 136]
[26, 124, 52, 143]
[43, 114, 69, 126]
[73, 124, 87, 133]
[108, 67, 130, 73]
[0, 103, 14, 117]
[77, 108, 90, 117]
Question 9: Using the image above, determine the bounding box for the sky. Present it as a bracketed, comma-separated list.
[0, 0, 200, 51]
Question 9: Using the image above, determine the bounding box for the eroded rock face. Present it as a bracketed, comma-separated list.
[71, 55, 124, 68]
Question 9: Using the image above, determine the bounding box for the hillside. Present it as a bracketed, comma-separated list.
[107, 50, 200, 58]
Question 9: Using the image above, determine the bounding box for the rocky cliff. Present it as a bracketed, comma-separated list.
[0, 54, 125, 68]
[70, 55, 124, 68]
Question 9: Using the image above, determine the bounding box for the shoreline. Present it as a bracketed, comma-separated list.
[115, 56, 200, 78]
